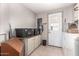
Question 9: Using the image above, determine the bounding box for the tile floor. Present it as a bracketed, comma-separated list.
[30, 45, 64, 56]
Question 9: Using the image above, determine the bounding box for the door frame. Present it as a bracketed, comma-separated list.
[47, 11, 63, 47]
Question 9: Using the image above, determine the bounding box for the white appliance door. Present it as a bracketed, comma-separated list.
[48, 12, 62, 47]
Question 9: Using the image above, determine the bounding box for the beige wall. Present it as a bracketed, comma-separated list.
[0, 4, 9, 42]
[9, 4, 37, 36]
[9, 4, 36, 29]
[36, 5, 74, 40]
[0, 4, 9, 34]
[0, 4, 36, 42]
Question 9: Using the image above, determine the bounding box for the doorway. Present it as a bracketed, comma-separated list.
[48, 12, 62, 47]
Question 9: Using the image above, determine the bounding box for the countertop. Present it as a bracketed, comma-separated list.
[17, 34, 41, 39]
[64, 32, 79, 40]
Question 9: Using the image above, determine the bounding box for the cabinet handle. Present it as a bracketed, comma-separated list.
[51, 26, 53, 30]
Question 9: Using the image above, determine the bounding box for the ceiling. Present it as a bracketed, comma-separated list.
[24, 3, 75, 14]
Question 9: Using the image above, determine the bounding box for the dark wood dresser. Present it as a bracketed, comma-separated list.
[1, 38, 24, 56]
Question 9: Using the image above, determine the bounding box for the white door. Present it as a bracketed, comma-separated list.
[48, 12, 62, 47]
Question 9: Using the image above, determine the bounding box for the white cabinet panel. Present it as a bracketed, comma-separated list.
[34, 35, 41, 49]
[34, 36, 39, 49]
[38, 35, 41, 45]
[28, 38, 35, 55]
[23, 38, 28, 55]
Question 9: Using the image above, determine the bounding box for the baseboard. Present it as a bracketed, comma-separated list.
[48, 45, 62, 48]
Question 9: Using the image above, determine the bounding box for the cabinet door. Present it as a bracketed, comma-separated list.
[64, 33, 76, 56]
[28, 38, 35, 55]
[23, 39, 28, 55]
[35, 36, 39, 48]
[34, 35, 41, 49]
[38, 35, 41, 45]
[34, 36, 37, 49]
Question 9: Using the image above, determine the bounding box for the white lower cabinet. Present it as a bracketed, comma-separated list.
[34, 36, 39, 49]
[63, 33, 79, 56]
[38, 35, 41, 45]
[27, 38, 35, 55]
[24, 35, 41, 55]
